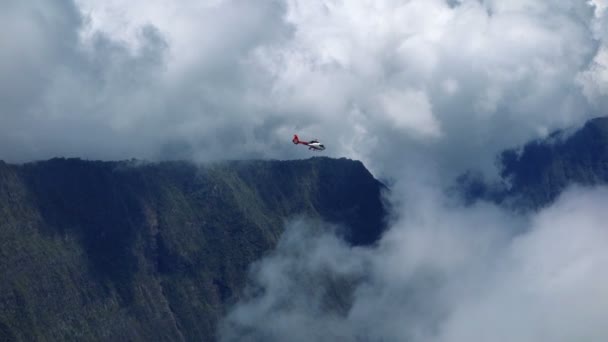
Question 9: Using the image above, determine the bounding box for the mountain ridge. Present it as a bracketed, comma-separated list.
[3, 116, 608, 341]
[0, 157, 387, 341]
[458, 116, 608, 209]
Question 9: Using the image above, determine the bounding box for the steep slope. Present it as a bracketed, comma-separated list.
[459, 117, 608, 209]
[0, 157, 386, 341]
[499, 117, 608, 208]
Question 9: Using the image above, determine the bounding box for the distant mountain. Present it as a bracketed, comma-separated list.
[459, 117, 608, 209]
[0, 157, 387, 341]
[5, 116, 604, 341]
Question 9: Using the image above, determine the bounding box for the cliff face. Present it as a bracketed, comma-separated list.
[457, 117, 608, 209]
[0, 157, 386, 341]
[498, 117, 608, 208]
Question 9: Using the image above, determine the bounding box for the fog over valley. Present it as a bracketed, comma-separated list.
[1, 1, 608, 341]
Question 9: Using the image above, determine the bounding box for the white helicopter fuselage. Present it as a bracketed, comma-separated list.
[307, 142, 326, 150]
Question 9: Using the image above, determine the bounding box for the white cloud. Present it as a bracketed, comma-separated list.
[438, 187, 608, 342]
[221, 187, 608, 342]
[379, 89, 441, 139]
[579, 47, 608, 103]
[3, 2, 608, 340]
[1, 0, 605, 178]
[249, 0, 604, 178]
[589, 0, 608, 17]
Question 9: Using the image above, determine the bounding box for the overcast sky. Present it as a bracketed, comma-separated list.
[1, 0, 606, 179]
[3, 1, 608, 341]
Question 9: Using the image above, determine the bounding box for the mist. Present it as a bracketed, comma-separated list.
[1, 0, 606, 178]
[2, 1, 608, 340]
[221, 186, 608, 341]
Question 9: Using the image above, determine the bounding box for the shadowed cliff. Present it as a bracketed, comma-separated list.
[458, 117, 608, 209]
[0, 157, 386, 341]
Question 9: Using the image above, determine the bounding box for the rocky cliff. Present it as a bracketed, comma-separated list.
[458, 117, 608, 209]
[0, 157, 386, 341]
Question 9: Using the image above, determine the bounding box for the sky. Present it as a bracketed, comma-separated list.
[1, 0, 606, 178]
[2, 0, 608, 341]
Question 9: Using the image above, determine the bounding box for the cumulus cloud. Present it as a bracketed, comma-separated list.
[0, 0, 289, 162]
[221, 186, 608, 342]
[254, 0, 606, 179]
[3, 2, 608, 340]
[0, 0, 606, 179]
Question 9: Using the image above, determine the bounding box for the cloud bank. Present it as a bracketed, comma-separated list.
[0, 0, 606, 179]
[2, 2, 608, 340]
[221, 186, 608, 341]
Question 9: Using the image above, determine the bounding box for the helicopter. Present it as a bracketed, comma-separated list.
[292, 134, 325, 151]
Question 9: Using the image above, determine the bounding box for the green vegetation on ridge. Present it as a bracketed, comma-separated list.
[0, 157, 386, 341]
